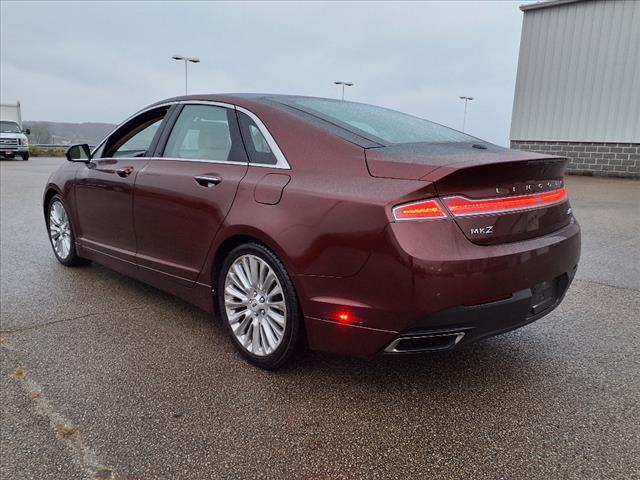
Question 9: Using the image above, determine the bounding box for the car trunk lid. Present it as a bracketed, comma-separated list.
[367, 142, 572, 245]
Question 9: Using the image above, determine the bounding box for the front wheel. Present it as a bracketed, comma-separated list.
[46, 195, 87, 266]
[217, 243, 304, 369]
[21, 152, 29, 161]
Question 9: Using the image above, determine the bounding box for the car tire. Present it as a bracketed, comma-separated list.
[46, 195, 88, 267]
[21, 153, 29, 161]
[217, 242, 305, 369]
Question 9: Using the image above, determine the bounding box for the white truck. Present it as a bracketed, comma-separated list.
[0, 101, 30, 161]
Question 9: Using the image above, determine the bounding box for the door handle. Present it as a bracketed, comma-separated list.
[116, 166, 134, 178]
[195, 175, 222, 188]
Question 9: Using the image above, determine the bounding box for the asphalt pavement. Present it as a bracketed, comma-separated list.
[1, 157, 639, 480]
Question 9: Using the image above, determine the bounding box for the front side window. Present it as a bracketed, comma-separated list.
[91, 142, 106, 159]
[112, 119, 162, 157]
[102, 107, 168, 158]
[163, 105, 237, 162]
[289, 97, 478, 145]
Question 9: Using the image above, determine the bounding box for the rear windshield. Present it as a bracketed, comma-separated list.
[289, 98, 477, 145]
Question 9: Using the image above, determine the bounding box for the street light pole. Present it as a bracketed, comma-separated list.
[334, 81, 354, 101]
[459, 96, 474, 132]
[172, 55, 200, 95]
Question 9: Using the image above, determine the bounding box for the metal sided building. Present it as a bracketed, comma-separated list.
[510, 0, 640, 178]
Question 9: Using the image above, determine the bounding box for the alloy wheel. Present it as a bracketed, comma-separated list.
[49, 201, 72, 260]
[223, 254, 287, 356]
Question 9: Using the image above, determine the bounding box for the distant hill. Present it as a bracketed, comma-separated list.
[23, 121, 116, 146]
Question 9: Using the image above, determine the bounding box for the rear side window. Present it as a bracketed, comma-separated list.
[290, 97, 477, 145]
[237, 112, 277, 165]
[163, 105, 242, 162]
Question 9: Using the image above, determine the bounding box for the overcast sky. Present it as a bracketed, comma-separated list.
[1, 1, 533, 146]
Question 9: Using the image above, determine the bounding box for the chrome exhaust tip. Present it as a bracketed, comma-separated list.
[384, 331, 466, 353]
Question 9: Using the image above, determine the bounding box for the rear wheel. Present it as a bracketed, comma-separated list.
[217, 243, 304, 369]
[46, 195, 87, 266]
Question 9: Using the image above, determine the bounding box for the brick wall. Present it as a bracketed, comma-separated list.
[510, 140, 640, 179]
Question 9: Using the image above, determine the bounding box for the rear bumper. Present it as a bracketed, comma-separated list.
[383, 268, 576, 353]
[299, 217, 581, 356]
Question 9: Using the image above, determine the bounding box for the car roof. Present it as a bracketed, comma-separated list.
[150, 93, 384, 148]
[149, 94, 487, 150]
[154, 93, 333, 104]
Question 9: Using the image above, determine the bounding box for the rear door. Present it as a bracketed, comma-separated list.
[75, 106, 170, 263]
[133, 103, 248, 285]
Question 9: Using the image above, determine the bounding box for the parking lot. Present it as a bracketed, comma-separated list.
[1, 157, 639, 479]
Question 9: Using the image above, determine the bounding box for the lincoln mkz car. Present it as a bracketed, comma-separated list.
[44, 94, 580, 368]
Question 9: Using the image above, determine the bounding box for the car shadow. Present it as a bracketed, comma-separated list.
[204, 309, 553, 396]
[296, 339, 546, 386]
[50, 261, 558, 398]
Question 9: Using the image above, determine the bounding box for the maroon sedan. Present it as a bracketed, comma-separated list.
[44, 94, 580, 369]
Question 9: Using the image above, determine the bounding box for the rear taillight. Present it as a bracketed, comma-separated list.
[392, 199, 448, 221]
[443, 187, 568, 217]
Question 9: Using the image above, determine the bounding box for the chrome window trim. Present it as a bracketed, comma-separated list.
[92, 100, 292, 171]
[96, 156, 150, 161]
[177, 100, 236, 109]
[147, 156, 248, 166]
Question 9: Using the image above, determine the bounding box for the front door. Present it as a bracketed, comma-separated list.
[75, 107, 170, 263]
[133, 103, 249, 284]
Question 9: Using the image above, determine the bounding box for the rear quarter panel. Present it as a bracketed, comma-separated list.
[200, 103, 437, 285]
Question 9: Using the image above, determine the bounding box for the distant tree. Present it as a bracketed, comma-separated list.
[25, 124, 52, 144]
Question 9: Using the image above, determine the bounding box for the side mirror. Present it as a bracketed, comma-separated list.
[24, 128, 31, 135]
[65, 143, 91, 162]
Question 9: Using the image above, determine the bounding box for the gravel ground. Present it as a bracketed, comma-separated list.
[1, 157, 639, 480]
